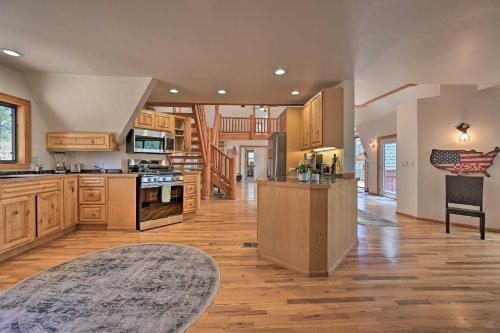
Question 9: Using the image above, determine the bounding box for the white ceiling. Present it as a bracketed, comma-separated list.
[1, 0, 499, 105]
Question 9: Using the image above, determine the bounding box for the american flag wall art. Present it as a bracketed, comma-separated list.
[430, 147, 500, 177]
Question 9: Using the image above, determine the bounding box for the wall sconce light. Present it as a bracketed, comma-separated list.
[369, 140, 377, 150]
[456, 122, 471, 143]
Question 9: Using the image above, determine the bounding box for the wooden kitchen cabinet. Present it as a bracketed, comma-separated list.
[37, 191, 62, 237]
[155, 113, 174, 132]
[300, 87, 344, 150]
[79, 176, 106, 224]
[300, 103, 311, 150]
[183, 117, 192, 151]
[0, 195, 36, 253]
[310, 93, 323, 148]
[63, 177, 78, 229]
[134, 109, 155, 130]
[106, 177, 136, 231]
[183, 172, 200, 214]
[46, 132, 118, 152]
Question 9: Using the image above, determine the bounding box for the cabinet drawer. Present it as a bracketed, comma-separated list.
[79, 177, 106, 187]
[183, 197, 196, 213]
[79, 188, 106, 204]
[183, 174, 198, 183]
[184, 183, 196, 197]
[79, 205, 106, 222]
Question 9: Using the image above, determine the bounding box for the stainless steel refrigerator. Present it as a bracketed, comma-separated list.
[268, 132, 287, 178]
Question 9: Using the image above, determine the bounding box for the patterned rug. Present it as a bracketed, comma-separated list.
[358, 210, 400, 227]
[0, 243, 220, 333]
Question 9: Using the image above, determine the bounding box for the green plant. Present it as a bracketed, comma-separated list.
[296, 164, 311, 174]
[311, 168, 321, 174]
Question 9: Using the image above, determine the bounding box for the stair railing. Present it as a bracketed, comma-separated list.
[210, 144, 237, 200]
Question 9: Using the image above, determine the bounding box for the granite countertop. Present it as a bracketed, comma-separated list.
[256, 176, 356, 189]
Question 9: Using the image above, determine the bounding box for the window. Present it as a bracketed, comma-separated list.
[0, 92, 31, 170]
[0, 102, 17, 162]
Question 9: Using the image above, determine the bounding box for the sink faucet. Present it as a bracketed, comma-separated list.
[35, 164, 43, 173]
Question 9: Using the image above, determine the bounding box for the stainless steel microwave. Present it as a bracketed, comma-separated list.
[126, 129, 174, 154]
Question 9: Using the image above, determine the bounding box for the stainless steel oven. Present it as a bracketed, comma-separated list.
[126, 129, 174, 154]
[136, 173, 184, 231]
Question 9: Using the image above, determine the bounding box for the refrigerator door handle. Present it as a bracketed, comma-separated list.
[274, 141, 278, 178]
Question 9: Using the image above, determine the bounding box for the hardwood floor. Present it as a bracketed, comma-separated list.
[2, 183, 500, 332]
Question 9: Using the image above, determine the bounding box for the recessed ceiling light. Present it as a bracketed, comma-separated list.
[169, 88, 179, 94]
[291, 90, 300, 96]
[217, 89, 227, 95]
[1, 49, 22, 57]
[274, 68, 286, 76]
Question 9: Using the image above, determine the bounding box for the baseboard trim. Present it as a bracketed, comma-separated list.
[396, 211, 500, 233]
[0, 226, 77, 263]
[328, 240, 358, 276]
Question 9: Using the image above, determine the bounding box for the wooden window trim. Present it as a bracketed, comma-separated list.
[0, 92, 31, 170]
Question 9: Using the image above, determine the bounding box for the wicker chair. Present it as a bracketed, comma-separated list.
[445, 175, 485, 239]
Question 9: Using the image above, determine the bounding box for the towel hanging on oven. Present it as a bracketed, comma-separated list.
[161, 184, 171, 203]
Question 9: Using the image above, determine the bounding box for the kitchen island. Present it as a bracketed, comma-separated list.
[256, 177, 357, 277]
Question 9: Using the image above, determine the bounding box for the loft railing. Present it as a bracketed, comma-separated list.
[220, 115, 278, 138]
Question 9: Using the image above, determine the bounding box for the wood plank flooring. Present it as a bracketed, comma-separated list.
[2, 183, 500, 332]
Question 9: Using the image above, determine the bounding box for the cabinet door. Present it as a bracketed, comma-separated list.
[134, 110, 155, 129]
[107, 177, 136, 230]
[300, 103, 311, 150]
[155, 113, 174, 132]
[37, 191, 62, 237]
[46, 133, 112, 151]
[310, 93, 323, 148]
[63, 178, 78, 228]
[184, 117, 192, 151]
[0, 196, 36, 253]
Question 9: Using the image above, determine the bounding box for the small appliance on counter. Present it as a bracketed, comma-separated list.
[304, 153, 323, 171]
[70, 162, 82, 173]
[54, 153, 67, 174]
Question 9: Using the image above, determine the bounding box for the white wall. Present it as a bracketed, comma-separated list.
[416, 84, 500, 229]
[337, 80, 355, 174]
[356, 115, 397, 193]
[222, 140, 268, 179]
[23, 72, 155, 170]
[0, 64, 53, 169]
[396, 100, 418, 216]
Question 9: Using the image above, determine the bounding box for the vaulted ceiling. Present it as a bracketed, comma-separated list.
[1, 0, 499, 105]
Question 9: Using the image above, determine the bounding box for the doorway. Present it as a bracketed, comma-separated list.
[378, 135, 397, 198]
[355, 137, 367, 190]
[239, 146, 268, 182]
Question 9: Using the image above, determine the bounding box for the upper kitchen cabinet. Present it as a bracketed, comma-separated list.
[155, 113, 174, 132]
[46, 132, 119, 152]
[300, 103, 311, 150]
[301, 87, 344, 150]
[174, 116, 192, 152]
[134, 109, 175, 132]
[134, 109, 156, 130]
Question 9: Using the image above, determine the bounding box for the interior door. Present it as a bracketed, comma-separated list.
[379, 136, 397, 198]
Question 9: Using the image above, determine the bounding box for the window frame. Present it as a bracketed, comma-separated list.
[0, 101, 18, 163]
[0, 92, 31, 170]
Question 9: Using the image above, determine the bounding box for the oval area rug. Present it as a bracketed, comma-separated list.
[0, 243, 220, 333]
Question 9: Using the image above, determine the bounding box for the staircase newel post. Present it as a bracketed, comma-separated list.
[229, 156, 237, 200]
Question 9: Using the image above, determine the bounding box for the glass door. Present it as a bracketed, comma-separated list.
[379, 137, 397, 198]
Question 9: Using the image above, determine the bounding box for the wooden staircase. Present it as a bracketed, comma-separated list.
[192, 105, 238, 200]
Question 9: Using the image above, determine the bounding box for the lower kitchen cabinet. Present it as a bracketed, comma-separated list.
[37, 190, 62, 237]
[63, 177, 78, 228]
[183, 172, 201, 214]
[0, 195, 36, 253]
[107, 177, 136, 231]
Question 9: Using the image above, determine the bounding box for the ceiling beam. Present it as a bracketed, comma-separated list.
[355, 84, 418, 108]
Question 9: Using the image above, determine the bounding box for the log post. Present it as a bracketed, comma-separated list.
[229, 156, 237, 200]
[202, 145, 212, 199]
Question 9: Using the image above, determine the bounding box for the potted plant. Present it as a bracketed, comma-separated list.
[310, 168, 321, 182]
[296, 164, 311, 182]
